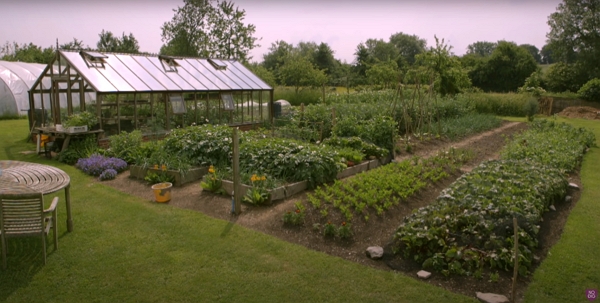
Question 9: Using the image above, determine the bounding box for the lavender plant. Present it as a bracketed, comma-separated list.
[76, 154, 127, 176]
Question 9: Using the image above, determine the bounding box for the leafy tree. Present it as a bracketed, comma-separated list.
[469, 41, 538, 92]
[540, 43, 555, 64]
[366, 60, 399, 89]
[0, 42, 54, 64]
[353, 42, 371, 78]
[97, 30, 140, 53]
[313, 42, 337, 75]
[60, 38, 87, 50]
[160, 0, 259, 61]
[546, 0, 600, 85]
[388, 32, 426, 66]
[261, 40, 294, 71]
[466, 41, 497, 57]
[544, 62, 588, 92]
[412, 36, 471, 96]
[519, 44, 542, 64]
[245, 62, 276, 87]
[277, 54, 327, 93]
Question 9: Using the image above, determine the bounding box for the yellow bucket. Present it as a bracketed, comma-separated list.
[151, 182, 172, 203]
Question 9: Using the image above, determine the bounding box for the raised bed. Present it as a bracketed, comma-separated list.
[221, 180, 308, 203]
[129, 165, 209, 187]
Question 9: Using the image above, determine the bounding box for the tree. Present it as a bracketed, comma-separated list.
[245, 62, 276, 87]
[469, 41, 538, 92]
[160, 0, 259, 61]
[60, 38, 87, 50]
[1, 42, 54, 64]
[540, 43, 555, 64]
[388, 32, 426, 66]
[277, 54, 327, 93]
[412, 36, 471, 96]
[261, 40, 294, 71]
[97, 30, 140, 53]
[519, 44, 542, 64]
[366, 60, 399, 89]
[466, 41, 497, 57]
[546, 0, 600, 83]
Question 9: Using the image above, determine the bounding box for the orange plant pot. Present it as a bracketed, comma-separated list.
[151, 182, 172, 203]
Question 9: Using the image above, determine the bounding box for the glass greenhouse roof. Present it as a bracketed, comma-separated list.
[59, 50, 272, 93]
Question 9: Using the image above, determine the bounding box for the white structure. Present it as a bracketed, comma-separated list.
[0, 60, 46, 117]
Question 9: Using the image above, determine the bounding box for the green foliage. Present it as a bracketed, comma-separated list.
[273, 86, 323, 106]
[461, 92, 532, 117]
[322, 136, 388, 159]
[547, 0, 600, 81]
[337, 222, 353, 239]
[518, 70, 546, 97]
[0, 41, 55, 64]
[466, 41, 497, 57]
[242, 174, 270, 205]
[162, 124, 233, 167]
[421, 113, 502, 140]
[63, 111, 98, 128]
[366, 60, 399, 89]
[283, 203, 306, 226]
[200, 166, 223, 193]
[469, 41, 539, 92]
[144, 171, 175, 185]
[278, 53, 328, 93]
[323, 222, 337, 237]
[388, 32, 427, 66]
[107, 130, 143, 164]
[336, 147, 364, 165]
[411, 36, 471, 96]
[523, 99, 539, 121]
[96, 29, 140, 53]
[544, 62, 588, 93]
[332, 115, 397, 151]
[308, 149, 470, 223]
[393, 119, 595, 277]
[577, 78, 600, 102]
[160, 0, 259, 61]
[138, 140, 192, 174]
[57, 135, 101, 165]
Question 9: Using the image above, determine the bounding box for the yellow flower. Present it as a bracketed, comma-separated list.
[154, 164, 159, 169]
[251, 174, 258, 182]
[161, 164, 167, 171]
[261, 175, 266, 181]
[208, 165, 215, 174]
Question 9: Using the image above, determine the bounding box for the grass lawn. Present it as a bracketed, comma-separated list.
[0, 119, 474, 302]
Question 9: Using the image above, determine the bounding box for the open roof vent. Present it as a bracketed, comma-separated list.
[159, 55, 180, 72]
[208, 58, 227, 70]
[80, 51, 108, 68]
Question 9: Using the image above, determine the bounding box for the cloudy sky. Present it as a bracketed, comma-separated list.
[2, 0, 562, 63]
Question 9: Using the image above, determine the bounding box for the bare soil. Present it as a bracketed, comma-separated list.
[100, 120, 582, 302]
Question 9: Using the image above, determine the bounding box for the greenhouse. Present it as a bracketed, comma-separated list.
[28, 50, 273, 136]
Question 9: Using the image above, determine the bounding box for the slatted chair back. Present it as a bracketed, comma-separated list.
[1, 193, 59, 269]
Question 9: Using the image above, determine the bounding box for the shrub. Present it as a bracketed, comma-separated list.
[283, 203, 306, 226]
[200, 165, 223, 193]
[323, 222, 337, 237]
[322, 136, 388, 159]
[107, 130, 143, 164]
[58, 135, 102, 165]
[338, 222, 353, 239]
[144, 171, 175, 185]
[578, 78, 600, 102]
[461, 93, 531, 117]
[75, 154, 127, 176]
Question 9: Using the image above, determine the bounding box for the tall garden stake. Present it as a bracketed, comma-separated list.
[512, 217, 519, 302]
[232, 127, 241, 215]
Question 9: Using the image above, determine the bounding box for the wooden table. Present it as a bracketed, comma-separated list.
[0, 161, 73, 232]
[33, 127, 104, 152]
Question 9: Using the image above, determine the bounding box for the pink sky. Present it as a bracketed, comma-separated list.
[2, 0, 561, 63]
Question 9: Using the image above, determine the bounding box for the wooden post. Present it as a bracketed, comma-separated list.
[232, 127, 241, 215]
[512, 217, 519, 303]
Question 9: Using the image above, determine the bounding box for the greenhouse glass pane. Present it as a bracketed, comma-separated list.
[134, 57, 180, 91]
[61, 51, 117, 92]
[197, 60, 242, 90]
[230, 61, 272, 90]
[144, 56, 194, 91]
[115, 55, 166, 91]
[170, 61, 209, 91]
[95, 62, 135, 92]
[105, 55, 151, 91]
[176, 60, 215, 90]
[184, 59, 233, 90]
[211, 60, 253, 90]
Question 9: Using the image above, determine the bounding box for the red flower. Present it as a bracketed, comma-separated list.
[295, 209, 301, 213]
[342, 222, 346, 226]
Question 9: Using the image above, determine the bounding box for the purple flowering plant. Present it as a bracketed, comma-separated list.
[99, 169, 118, 181]
[76, 154, 127, 177]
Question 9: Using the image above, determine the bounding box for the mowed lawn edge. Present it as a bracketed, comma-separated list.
[0, 119, 475, 303]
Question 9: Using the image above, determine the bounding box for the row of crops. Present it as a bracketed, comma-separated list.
[391, 119, 596, 277]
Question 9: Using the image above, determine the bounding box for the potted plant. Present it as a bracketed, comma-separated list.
[63, 112, 98, 133]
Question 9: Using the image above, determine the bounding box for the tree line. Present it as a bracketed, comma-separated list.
[1, 0, 598, 98]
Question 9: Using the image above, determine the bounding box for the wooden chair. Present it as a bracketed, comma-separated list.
[0, 193, 59, 269]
